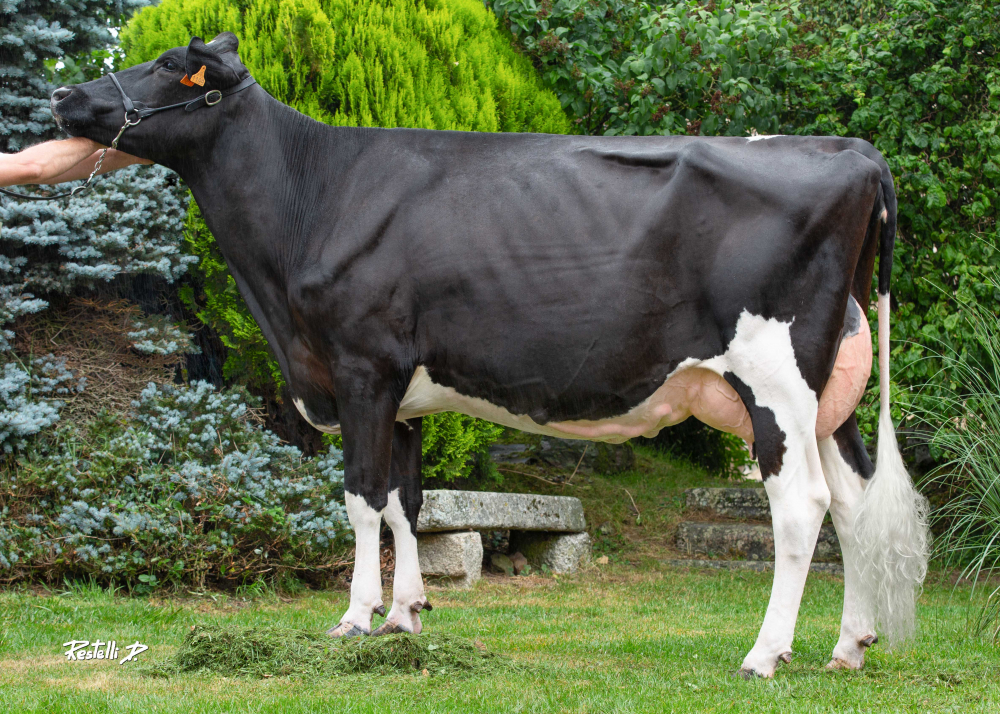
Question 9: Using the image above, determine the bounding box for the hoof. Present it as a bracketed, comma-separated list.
[778, 652, 792, 664]
[372, 621, 413, 637]
[416, 599, 432, 613]
[736, 667, 768, 680]
[374, 604, 387, 617]
[859, 634, 878, 648]
[326, 622, 370, 638]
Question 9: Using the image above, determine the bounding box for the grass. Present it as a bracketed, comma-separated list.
[0, 567, 998, 712]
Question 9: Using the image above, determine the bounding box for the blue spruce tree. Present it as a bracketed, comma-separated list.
[0, 0, 193, 448]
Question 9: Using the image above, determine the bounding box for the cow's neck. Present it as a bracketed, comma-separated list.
[180, 90, 366, 281]
[175, 89, 369, 369]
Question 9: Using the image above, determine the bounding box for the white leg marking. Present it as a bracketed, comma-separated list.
[703, 311, 830, 677]
[332, 492, 385, 635]
[819, 436, 876, 669]
[376, 489, 429, 635]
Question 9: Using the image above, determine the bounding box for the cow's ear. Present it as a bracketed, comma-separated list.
[206, 32, 239, 54]
[184, 36, 241, 88]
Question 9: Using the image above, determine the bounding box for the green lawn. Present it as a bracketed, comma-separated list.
[0, 566, 997, 712]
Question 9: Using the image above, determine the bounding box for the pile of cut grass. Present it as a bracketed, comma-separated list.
[142, 624, 515, 679]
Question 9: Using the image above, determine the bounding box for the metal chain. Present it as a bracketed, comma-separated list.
[68, 113, 141, 197]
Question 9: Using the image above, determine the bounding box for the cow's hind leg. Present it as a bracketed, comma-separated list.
[726, 372, 831, 679]
[374, 418, 433, 635]
[819, 417, 878, 669]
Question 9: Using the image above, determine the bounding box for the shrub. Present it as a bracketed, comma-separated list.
[122, 0, 573, 471]
[492, 0, 805, 137]
[0, 381, 350, 588]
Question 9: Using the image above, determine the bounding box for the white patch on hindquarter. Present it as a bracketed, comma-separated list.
[701, 311, 818, 467]
[702, 311, 830, 677]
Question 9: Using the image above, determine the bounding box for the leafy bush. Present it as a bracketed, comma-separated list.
[421, 412, 504, 483]
[0, 381, 349, 588]
[493, 0, 805, 137]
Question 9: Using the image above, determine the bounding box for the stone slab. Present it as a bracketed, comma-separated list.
[662, 558, 844, 575]
[509, 531, 592, 574]
[684, 488, 770, 520]
[675, 521, 841, 562]
[417, 490, 586, 533]
[417, 531, 482, 588]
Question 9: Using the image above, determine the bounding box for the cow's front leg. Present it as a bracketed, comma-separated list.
[374, 418, 433, 635]
[326, 373, 399, 638]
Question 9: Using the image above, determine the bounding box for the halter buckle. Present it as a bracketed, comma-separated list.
[205, 90, 223, 106]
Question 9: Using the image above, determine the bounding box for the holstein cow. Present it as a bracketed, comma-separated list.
[51, 34, 929, 677]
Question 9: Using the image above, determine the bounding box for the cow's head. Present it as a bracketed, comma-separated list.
[50, 33, 251, 166]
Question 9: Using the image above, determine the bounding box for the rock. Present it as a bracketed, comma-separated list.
[417, 490, 586, 533]
[490, 552, 514, 576]
[418, 531, 483, 588]
[684, 488, 771, 520]
[509, 531, 592, 574]
[675, 522, 841, 562]
[488, 443, 531, 464]
[510, 551, 528, 575]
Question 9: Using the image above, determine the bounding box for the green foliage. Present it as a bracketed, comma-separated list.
[0, 381, 349, 588]
[421, 412, 503, 482]
[637, 418, 753, 480]
[122, 0, 573, 474]
[492, 0, 806, 136]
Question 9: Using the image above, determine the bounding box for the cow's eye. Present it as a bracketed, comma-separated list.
[162, 60, 179, 72]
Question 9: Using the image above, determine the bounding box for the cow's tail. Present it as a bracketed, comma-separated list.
[853, 169, 930, 648]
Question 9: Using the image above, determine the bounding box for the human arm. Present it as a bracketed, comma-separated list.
[0, 137, 152, 187]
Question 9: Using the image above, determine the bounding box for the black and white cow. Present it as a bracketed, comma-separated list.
[50, 34, 929, 677]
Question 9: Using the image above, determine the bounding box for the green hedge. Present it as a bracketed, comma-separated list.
[122, 0, 571, 473]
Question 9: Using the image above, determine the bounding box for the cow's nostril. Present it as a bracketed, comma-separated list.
[51, 87, 73, 103]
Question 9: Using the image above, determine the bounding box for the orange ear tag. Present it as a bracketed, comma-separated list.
[189, 65, 207, 86]
[179, 74, 195, 86]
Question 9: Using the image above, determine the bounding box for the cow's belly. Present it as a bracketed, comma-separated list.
[397, 312, 871, 445]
